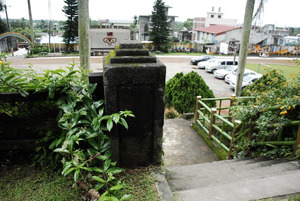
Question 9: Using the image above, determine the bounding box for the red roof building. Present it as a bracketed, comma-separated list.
[195, 25, 241, 36]
[193, 25, 241, 45]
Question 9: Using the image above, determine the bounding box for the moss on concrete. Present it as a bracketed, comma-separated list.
[192, 123, 228, 160]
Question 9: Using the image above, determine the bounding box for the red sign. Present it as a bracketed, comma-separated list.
[103, 37, 117, 46]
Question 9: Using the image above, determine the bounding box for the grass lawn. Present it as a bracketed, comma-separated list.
[152, 52, 206, 56]
[0, 153, 161, 201]
[246, 63, 299, 81]
[115, 167, 161, 201]
[0, 164, 81, 201]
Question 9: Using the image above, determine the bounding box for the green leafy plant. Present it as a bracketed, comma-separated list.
[165, 71, 216, 113]
[231, 68, 300, 158]
[0, 60, 134, 200]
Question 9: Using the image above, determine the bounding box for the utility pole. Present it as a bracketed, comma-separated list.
[27, 0, 35, 47]
[78, 0, 90, 69]
[48, 0, 51, 53]
[235, 0, 255, 96]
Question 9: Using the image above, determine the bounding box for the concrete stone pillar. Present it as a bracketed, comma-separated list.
[103, 41, 166, 167]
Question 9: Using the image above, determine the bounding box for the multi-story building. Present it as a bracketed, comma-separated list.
[138, 5, 177, 41]
[192, 6, 237, 35]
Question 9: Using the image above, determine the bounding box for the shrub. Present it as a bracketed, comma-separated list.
[241, 68, 286, 97]
[165, 71, 216, 113]
[164, 107, 180, 119]
[231, 68, 300, 158]
[30, 45, 49, 54]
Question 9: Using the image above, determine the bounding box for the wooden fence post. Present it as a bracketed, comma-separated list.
[208, 108, 217, 139]
[245, 122, 254, 156]
[228, 94, 236, 122]
[294, 123, 300, 155]
[228, 120, 241, 159]
[194, 96, 201, 123]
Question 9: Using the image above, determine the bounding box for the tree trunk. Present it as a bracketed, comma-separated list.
[78, 0, 90, 69]
[235, 0, 255, 96]
[27, 0, 35, 47]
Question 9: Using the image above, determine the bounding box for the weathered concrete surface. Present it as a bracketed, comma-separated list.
[163, 119, 218, 167]
[103, 41, 166, 167]
[166, 159, 300, 201]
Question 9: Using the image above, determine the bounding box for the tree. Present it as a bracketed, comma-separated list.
[62, 0, 78, 52]
[235, 0, 266, 96]
[78, 0, 90, 69]
[27, 0, 35, 46]
[0, 2, 6, 34]
[0, 19, 6, 34]
[13, 27, 31, 39]
[149, 0, 170, 52]
[182, 18, 193, 30]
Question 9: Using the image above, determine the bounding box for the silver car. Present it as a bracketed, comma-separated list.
[225, 69, 262, 83]
[230, 75, 262, 90]
[205, 60, 238, 73]
[214, 66, 237, 79]
[197, 59, 219, 69]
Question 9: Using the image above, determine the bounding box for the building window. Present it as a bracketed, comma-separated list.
[218, 15, 221, 18]
[211, 15, 214, 18]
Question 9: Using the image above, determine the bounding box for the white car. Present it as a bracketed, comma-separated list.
[190, 55, 215, 65]
[214, 66, 237, 79]
[196, 59, 219, 69]
[205, 60, 238, 73]
[224, 69, 261, 84]
[229, 75, 262, 90]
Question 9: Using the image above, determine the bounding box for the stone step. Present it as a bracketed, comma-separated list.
[167, 160, 299, 191]
[110, 56, 157, 64]
[115, 49, 149, 56]
[166, 158, 286, 180]
[173, 169, 300, 201]
[119, 41, 143, 49]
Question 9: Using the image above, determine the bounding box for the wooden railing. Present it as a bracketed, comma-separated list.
[194, 96, 300, 159]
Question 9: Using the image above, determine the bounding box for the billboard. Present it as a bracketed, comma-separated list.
[89, 29, 130, 49]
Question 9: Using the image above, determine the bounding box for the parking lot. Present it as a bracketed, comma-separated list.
[7, 55, 295, 98]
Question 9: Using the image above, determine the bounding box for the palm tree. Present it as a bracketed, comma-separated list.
[78, 0, 90, 69]
[27, 0, 35, 46]
[235, 0, 266, 96]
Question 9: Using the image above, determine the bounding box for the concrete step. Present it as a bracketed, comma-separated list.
[115, 49, 149, 56]
[167, 160, 299, 191]
[173, 170, 300, 201]
[110, 56, 157, 64]
[166, 158, 287, 180]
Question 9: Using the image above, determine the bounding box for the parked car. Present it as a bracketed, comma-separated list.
[190, 55, 215, 65]
[213, 66, 237, 79]
[205, 60, 238, 73]
[224, 69, 262, 84]
[229, 75, 262, 90]
[197, 58, 219, 69]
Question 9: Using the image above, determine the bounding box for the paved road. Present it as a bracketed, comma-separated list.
[6, 55, 297, 98]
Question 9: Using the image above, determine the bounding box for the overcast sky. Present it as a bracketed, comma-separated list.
[1, 0, 299, 27]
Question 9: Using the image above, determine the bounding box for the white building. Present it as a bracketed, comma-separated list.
[193, 7, 237, 31]
[193, 25, 241, 45]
